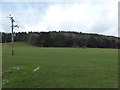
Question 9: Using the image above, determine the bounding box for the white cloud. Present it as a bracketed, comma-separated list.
[39, 1, 118, 36]
[1, 0, 119, 36]
[20, 22, 48, 32]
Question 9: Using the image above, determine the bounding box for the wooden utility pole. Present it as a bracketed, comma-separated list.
[7, 14, 19, 55]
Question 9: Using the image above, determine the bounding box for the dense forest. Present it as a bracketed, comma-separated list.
[1, 31, 120, 48]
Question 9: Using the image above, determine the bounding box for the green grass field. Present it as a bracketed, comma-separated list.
[2, 42, 118, 88]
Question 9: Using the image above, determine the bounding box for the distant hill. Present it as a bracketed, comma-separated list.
[2, 31, 120, 48]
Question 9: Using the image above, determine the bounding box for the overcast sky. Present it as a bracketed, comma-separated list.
[0, 0, 119, 37]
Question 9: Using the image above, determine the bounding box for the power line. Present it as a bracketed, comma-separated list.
[7, 14, 19, 56]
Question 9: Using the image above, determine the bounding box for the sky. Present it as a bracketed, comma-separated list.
[0, 0, 119, 37]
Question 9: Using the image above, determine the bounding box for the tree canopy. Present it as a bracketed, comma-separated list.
[2, 31, 120, 49]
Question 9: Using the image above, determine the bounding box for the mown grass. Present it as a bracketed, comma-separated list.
[2, 42, 118, 88]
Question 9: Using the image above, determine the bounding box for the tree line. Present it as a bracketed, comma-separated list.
[2, 31, 120, 48]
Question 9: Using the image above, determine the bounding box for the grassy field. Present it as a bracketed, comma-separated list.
[2, 42, 118, 88]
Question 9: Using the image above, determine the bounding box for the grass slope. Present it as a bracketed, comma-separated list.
[2, 42, 118, 88]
